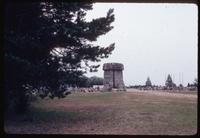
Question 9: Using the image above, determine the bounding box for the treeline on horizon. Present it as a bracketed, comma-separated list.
[127, 74, 198, 88]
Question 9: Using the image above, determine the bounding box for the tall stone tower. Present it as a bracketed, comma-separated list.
[103, 63, 125, 91]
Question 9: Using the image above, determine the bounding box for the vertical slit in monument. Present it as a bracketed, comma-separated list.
[113, 69, 115, 88]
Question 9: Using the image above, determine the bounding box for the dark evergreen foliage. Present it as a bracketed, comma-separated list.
[145, 77, 152, 87]
[87, 76, 103, 87]
[74, 76, 103, 87]
[4, 2, 115, 113]
[193, 78, 198, 87]
[165, 74, 176, 88]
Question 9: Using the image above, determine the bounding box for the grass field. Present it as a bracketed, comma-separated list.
[4, 89, 197, 135]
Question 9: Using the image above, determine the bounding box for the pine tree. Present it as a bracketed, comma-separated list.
[4, 2, 115, 113]
[145, 77, 152, 87]
[193, 78, 198, 87]
[165, 74, 176, 88]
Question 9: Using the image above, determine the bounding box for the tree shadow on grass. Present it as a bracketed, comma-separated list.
[4, 105, 106, 134]
[5, 105, 100, 126]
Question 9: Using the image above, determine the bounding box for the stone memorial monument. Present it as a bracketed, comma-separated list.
[103, 63, 125, 91]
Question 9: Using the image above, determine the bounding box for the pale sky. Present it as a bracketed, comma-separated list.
[85, 3, 198, 86]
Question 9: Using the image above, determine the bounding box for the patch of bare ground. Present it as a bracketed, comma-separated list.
[4, 91, 197, 135]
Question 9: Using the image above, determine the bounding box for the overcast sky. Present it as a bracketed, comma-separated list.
[85, 3, 198, 86]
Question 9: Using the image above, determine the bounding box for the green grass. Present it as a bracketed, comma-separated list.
[4, 91, 197, 135]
